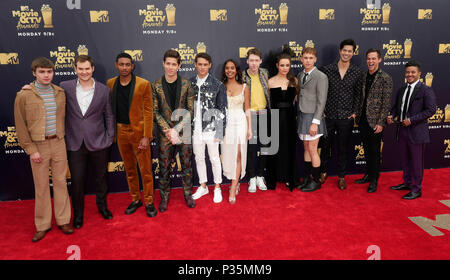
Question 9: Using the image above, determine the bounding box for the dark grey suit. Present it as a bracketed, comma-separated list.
[60, 79, 115, 223]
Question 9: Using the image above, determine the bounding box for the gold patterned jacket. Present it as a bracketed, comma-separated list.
[358, 69, 393, 128]
[151, 76, 195, 138]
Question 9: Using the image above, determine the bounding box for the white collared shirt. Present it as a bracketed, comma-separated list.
[303, 67, 316, 80]
[76, 79, 95, 116]
[400, 79, 419, 121]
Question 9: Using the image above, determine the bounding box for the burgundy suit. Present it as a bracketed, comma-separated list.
[390, 81, 436, 192]
[60, 79, 115, 222]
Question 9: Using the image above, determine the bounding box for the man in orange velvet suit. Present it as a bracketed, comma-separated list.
[106, 53, 156, 217]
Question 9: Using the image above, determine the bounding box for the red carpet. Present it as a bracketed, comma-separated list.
[1, 169, 449, 260]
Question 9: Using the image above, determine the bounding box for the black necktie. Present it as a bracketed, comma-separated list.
[303, 73, 308, 84]
[402, 85, 411, 121]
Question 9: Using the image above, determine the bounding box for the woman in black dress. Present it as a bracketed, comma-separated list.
[266, 51, 300, 190]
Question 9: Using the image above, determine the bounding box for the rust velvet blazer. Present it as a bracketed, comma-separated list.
[107, 74, 154, 141]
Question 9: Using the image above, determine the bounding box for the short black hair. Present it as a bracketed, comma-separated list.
[405, 60, 421, 71]
[116, 52, 133, 62]
[365, 48, 381, 59]
[340, 38, 356, 51]
[195, 52, 212, 64]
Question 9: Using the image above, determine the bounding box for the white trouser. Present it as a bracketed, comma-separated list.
[193, 131, 222, 185]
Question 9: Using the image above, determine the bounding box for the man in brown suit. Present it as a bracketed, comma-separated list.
[355, 49, 393, 192]
[106, 53, 156, 217]
[14, 57, 74, 242]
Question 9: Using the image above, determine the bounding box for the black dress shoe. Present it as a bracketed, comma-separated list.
[125, 200, 143, 215]
[158, 198, 169, 212]
[185, 195, 196, 208]
[286, 182, 295, 192]
[146, 204, 157, 217]
[296, 177, 311, 190]
[402, 191, 422, 200]
[99, 208, 113, 220]
[390, 183, 410, 191]
[301, 180, 321, 192]
[73, 217, 83, 229]
[355, 174, 370, 184]
[367, 181, 378, 193]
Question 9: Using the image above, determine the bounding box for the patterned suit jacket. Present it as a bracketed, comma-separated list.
[151, 76, 195, 139]
[357, 69, 393, 128]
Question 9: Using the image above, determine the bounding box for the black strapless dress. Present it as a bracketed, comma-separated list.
[266, 87, 299, 190]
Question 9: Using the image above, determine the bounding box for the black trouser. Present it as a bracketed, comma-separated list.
[67, 142, 110, 219]
[320, 118, 353, 178]
[246, 111, 269, 178]
[359, 118, 383, 181]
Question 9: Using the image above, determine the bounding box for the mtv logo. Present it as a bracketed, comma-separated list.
[418, 9, 432, 19]
[0, 53, 19, 65]
[108, 161, 125, 172]
[124, 50, 143, 61]
[439, 44, 450, 54]
[90, 10, 109, 22]
[262, 4, 270, 9]
[20, 6, 29, 11]
[210, 9, 227, 21]
[239, 47, 254, 58]
[409, 200, 450, 236]
[319, 9, 335, 20]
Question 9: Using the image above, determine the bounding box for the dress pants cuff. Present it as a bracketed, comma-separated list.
[36, 223, 52, 232]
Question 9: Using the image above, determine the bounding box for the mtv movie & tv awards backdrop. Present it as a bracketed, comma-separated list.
[0, 0, 449, 201]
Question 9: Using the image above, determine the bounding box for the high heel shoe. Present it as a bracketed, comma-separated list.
[229, 183, 240, 204]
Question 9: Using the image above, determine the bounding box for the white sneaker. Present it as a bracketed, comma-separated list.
[213, 188, 222, 203]
[192, 186, 209, 200]
[248, 177, 257, 193]
[256, 176, 267, 191]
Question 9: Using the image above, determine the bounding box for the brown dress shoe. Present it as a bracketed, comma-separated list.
[338, 177, 347, 190]
[32, 228, 51, 242]
[58, 224, 74, 234]
[319, 173, 328, 184]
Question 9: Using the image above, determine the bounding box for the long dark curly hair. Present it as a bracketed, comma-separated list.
[221, 59, 243, 84]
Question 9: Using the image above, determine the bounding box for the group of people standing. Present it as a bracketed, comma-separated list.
[14, 38, 436, 243]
